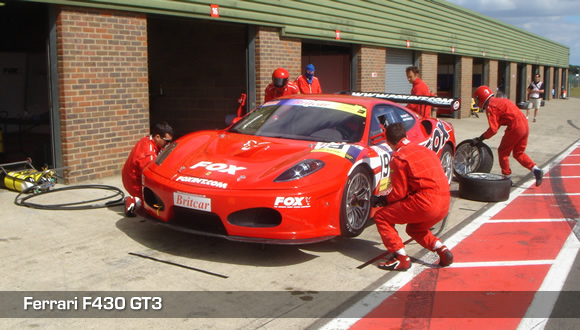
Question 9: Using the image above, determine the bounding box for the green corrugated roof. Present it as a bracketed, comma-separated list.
[21, 0, 569, 67]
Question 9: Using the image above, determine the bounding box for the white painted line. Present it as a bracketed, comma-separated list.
[488, 219, 570, 223]
[448, 260, 554, 268]
[520, 193, 580, 196]
[320, 141, 580, 330]
[518, 232, 580, 330]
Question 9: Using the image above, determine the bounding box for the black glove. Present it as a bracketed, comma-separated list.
[371, 195, 389, 207]
[473, 135, 485, 144]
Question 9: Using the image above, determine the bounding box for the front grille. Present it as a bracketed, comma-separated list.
[172, 207, 228, 235]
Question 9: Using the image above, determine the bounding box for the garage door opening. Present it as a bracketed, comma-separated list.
[301, 43, 351, 94]
[0, 2, 52, 169]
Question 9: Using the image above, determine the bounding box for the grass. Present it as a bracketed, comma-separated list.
[570, 87, 580, 97]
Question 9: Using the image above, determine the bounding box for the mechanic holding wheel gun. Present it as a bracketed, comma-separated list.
[472, 86, 543, 187]
[371, 122, 453, 271]
[122, 121, 174, 217]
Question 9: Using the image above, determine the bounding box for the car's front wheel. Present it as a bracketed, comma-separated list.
[340, 167, 372, 237]
[440, 144, 454, 185]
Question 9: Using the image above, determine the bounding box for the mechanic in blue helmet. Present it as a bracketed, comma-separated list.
[294, 64, 322, 94]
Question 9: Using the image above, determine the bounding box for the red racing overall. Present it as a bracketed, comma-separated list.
[406, 77, 432, 118]
[294, 75, 322, 94]
[122, 136, 161, 199]
[373, 138, 450, 252]
[482, 97, 536, 176]
[264, 81, 300, 103]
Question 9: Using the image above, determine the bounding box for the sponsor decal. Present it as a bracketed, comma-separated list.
[350, 92, 459, 109]
[274, 196, 311, 209]
[275, 99, 367, 117]
[175, 176, 228, 189]
[241, 140, 270, 151]
[189, 161, 246, 175]
[312, 143, 363, 163]
[174, 192, 211, 212]
[420, 120, 451, 154]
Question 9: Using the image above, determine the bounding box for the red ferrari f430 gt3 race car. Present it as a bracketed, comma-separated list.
[140, 93, 458, 244]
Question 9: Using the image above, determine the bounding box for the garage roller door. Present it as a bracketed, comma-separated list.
[385, 48, 413, 94]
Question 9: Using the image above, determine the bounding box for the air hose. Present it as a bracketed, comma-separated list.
[14, 184, 125, 210]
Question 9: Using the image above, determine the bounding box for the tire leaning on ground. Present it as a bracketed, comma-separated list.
[453, 139, 494, 177]
[457, 172, 511, 202]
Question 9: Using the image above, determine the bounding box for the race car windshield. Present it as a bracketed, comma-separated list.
[229, 100, 366, 143]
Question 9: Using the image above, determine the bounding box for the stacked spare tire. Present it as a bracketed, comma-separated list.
[453, 139, 511, 202]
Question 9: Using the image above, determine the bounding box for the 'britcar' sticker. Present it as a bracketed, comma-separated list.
[174, 192, 211, 212]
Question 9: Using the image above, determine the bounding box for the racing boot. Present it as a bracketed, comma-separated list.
[436, 245, 454, 267]
[378, 253, 411, 271]
[124, 196, 141, 217]
[533, 168, 543, 187]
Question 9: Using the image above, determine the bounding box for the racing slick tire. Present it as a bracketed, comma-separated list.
[453, 139, 493, 177]
[457, 172, 511, 202]
[340, 166, 372, 237]
[439, 144, 454, 185]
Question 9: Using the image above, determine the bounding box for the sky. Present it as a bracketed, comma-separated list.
[446, 0, 580, 65]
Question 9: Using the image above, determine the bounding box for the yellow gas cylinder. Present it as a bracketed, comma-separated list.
[3, 170, 42, 192]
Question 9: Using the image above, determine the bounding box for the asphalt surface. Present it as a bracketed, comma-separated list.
[0, 97, 579, 328]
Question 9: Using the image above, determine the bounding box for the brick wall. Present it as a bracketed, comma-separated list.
[357, 45, 385, 91]
[457, 56, 473, 118]
[486, 59, 498, 93]
[418, 52, 437, 95]
[57, 6, 149, 183]
[255, 26, 301, 104]
[508, 62, 517, 103]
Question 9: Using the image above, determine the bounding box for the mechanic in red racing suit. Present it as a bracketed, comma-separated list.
[264, 68, 300, 103]
[294, 64, 322, 94]
[473, 85, 543, 186]
[405, 66, 432, 118]
[122, 121, 174, 217]
[371, 122, 453, 271]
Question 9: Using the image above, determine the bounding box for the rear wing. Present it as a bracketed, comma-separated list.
[345, 91, 461, 110]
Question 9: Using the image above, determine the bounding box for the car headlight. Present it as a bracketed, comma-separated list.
[274, 159, 325, 182]
[155, 142, 177, 166]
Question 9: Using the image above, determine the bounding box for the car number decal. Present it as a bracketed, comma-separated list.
[174, 192, 212, 212]
[370, 145, 392, 193]
[312, 143, 363, 163]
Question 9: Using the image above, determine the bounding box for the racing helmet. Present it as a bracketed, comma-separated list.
[474, 85, 494, 109]
[272, 68, 290, 89]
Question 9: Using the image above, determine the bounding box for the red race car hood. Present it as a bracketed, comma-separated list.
[154, 131, 354, 189]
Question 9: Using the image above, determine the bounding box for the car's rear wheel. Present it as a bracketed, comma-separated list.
[453, 139, 493, 177]
[340, 167, 372, 237]
[439, 144, 454, 185]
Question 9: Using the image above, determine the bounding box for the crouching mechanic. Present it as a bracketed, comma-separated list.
[473, 85, 543, 186]
[122, 121, 174, 217]
[371, 122, 453, 271]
